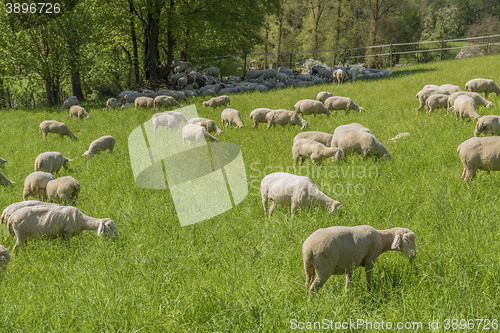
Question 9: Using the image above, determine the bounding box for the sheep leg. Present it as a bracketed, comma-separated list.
[310, 266, 333, 293]
[304, 261, 315, 292]
[59, 193, 75, 206]
[293, 155, 299, 167]
[345, 273, 352, 291]
[269, 201, 277, 217]
[461, 167, 467, 180]
[365, 264, 374, 292]
[262, 195, 268, 216]
[301, 157, 306, 166]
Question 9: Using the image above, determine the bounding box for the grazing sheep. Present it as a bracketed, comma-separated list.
[425, 94, 450, 114]
[278, 66, 293, 76]
[331, 127, 391, 161]
[153, 95, 182, 110]
[294, 99, 331, 117]
[7, 205, 118, 253]
[181, 124, 218, 146]
[249, 108, 274, 129]
[1, 201, 59, 226]
[151, 113, 179, 132]
[202, 67, 220, 78]
[475, 115, 500, 137]
[275, 73, 288, 82]
[39, 120, 77, 140]
[156, 90, 188, 103]
[302, 225, 416, 293]
[310, 66, 333, 80]
[0, 245, 10, 270]
[35, 152, 72, 174]
[260, 172, 341, 217]
[293, 131, 333, 147]
[69, 105, 90, 119]
[105, 98, 122, 110]
[454, 95, 480, 120]
[266, 109, 309, 130]
[121, 103, 134, 110]
[316, 91, 334, 104]
[23, 171, 55, 201]
[142, 89, 157, 99]
[465, 78, 500, 99]
[292, 139, 343, 166]
[0, 172, 14, 186]
[202, 95, 230, 109]
[118, 90, 137, 102]
[121, 92, 145, 104]
[440, 84, 462, 94]
[188, 117, 224, 134]
[134, 96, 155, 110]
[346, 67, 358, 82]
[221, 108, 245, 129]
[333, 69, 345, 85]
[59, 96, 78, 110]
[333, 123, 372, 135]
[446, 91, 493, 113]
[457, 136, 500, 181]
[416, 87, 450, 112]
[46, 176, 80, 205]
[82, 135, 115, 159]
[151, 111, 188, 125]
[324, 96, 364, 114]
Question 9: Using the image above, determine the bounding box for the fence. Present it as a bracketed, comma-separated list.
[186, 34, 500, 76]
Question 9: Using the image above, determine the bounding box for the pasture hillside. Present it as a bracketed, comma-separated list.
[1, 55, 500, 331]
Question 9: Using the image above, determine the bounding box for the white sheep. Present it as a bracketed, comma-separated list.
[260, 172, 341, 217]
[23, 171, 55, 201]
[425, 94, 450, 114]
[151, 113, 179, 132]
[151, 110, 188, 125]
[181, 124, 218, 146]
[333, 68, 345, 85]
[156, 90, 188, 103]
[121, 92, 145, 103]
[105, 98, 122, 110]
[45, 176, 80, 205]
[292, 139, 343, 166]
[446, 91, 493, 113]
[0, 171, 14, 186]
[293, 131, 333, 147]
[7, 204, 118, 253]
[474, 115, 500, 137]
[346, 67, 358, 82]
[457, 136, 500, 181]
[134, 96, 155, 109]
[454, 95, 480, 120]
[153, 95, 182, 110]
[0, 158, 8, 168]
[316, 91, 334, 104]
[59, 96, 78, 110]
[333, 123, 372, 134]
[35, 152, 72, 174]
[202, 95, 230, 109]
[266, 109, 309, 130]
[249, 108, 273, 129]
[331, 126, 391, 160]
[69, 105, 90, 119]
[202, 67, 220, 77]
[82, 135, 115, 159]
[142, 89, 157, 99]
[294, 99, 331, 117]
[465, 78, 500, 99]
[416, 87, 450, 112]
[221, 108, 244, 129]
[188, 117, 224, 134]
[324, 96, 364, 114]
[118, 90, 137, 102]
[440, 84, 462, 94]
[1, 201, 58, 226]
[39, 120, 77, 140]
[302, 225, 416, 293]
[0, 245, 10, 269]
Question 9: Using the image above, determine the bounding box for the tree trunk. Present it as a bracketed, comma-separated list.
[276, 1, 284, 69]
[166, 0, 175, 74]
[180, 28, 189, 61]
[0, 76, 4, 109]
[143, 18, 150, 80]
[67, 23, 84, 101]
[45, 79, 54, 106]
[333, 0, 342, 66]
[129, 0, 140, 85]
[147, 7, 161, 82]
[264, 21, 269, 69]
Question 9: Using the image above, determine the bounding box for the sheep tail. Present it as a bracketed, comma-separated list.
[303, 248, 316, 291]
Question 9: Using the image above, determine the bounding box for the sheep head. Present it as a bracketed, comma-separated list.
[391, 228, 416, 259]
[97, 219, 119, 239]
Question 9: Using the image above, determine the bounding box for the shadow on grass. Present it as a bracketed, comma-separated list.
[390, 67, 438, 78]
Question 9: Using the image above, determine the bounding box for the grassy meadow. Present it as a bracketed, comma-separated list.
[1, 55, 500, 332]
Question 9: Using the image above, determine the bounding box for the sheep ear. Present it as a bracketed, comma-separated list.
[391, 234, 401, 249]
[97, 222, 105, 236]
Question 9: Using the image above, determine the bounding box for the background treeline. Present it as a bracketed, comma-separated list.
[0, 0, 498, 107]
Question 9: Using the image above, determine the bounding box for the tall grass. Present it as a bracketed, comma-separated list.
[1, 55, 500, 332]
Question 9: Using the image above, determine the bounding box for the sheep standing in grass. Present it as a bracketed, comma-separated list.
[182, 124, 218, 146]
[292, 139, 343, 166]
[333, 69, 344, 85]
[260, 172, 341, 217]
[82, 135, 115, 159]
[188, 117, 224, 134]
[334, 123, 372, 134]
[475, 115, 500, 137]
[1, 201, 59, 226]
[293, 131, 333, 147]
[157, 90, 188, 103]
[7, 205, 118, 253]
[454, 95, 480, 120]
[316, 91, 334, 104]
[458, 136, 500, 181]
[249, 108, 273, 129]
[105, 98, 122, 110]
[23, 171, 55, 201]
[35, 152, 72, 174]
[440, 84, 462, 94]
[121, 92, 144, 103]
[202, 95, 230, 109]
[465, 78, 500, 99]
[39, 120, 77, 140]
[69, 105, 90, 119]
[0, 245, 10, 270]
[151, 113, 179, 132]
[0, 172, 14, 186]
[446, 91, 493, 113]
[151, 111, 188, 125]
[331, 126, 391, 160]
[134, 96, 155, 110]
[294, 99, 331, 117]
[324, 96, 364, 114]
[266, 109, 309, 130]
[46, 176, 80, 205]
[302, 225, 416, 293]
[426, 94, 450, 114]
[153, 95, 182, 110]
[59, 96, 78, 110]
[221, 108, 244, 128]
[416, 87, 450, 112]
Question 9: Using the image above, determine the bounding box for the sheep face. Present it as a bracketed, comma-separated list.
[63, 158, 72, 170]
[391, 229, 416, 259]
[328, 201, 342, 214]
[97, 219, 119, 239]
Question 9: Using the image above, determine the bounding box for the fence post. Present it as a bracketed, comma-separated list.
[343, 48, 347, 64]
[243, 53, 247, 77]
[390, 43, 393, 68]
[440, 40, 443, 61]
[487, 35, 490, 55]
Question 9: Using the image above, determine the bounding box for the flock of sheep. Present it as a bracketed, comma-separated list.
[1, 68, 499, 296]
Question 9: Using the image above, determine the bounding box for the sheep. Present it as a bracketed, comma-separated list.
[181, 124, 218, 146]
[151, 113, 179, 132]
[0, 171, 14, 186]
[346, 67, 358, 82]
[121, 92, 144, 103]
[39, 120, 77, 140]
[292, 139, 343, 166]
[275, 73, 288, 82]
[266, 109, 309, 130]
[221, 108, 244, 129]
[310, 66, 333, 80]
[1, 201, 59, 226]
[425, 94, 450, 114]
[188, 117, 224, 135]
[249, 108, 274, 129]
[260, 172, 341, 217]
[172, 60, 188, 73]
[0, 158, 8, 168]
[105, 98, 122, 110]
[316, 91, 334, 104]
[59, 96, 78, 110]
[156, 90, 188, 103]
[151, 110, 188, 125]
[457, 136, 500, 181]
[465, 78, 500, 99]
[293, 131, 333, 147]
[202, 95, 230, 109]
[45, 176, 80, 205]
[331, 127, 391, 161]
[333, 123, 372, 135]
[333, 68, 345, 85]
[82, 135, 115, 159]
[416, 87, 450, 112]
[0, 245, 10, 270]
[7, 204, 118, 253]
[440, 84, 462, 94]
[35, 152, 72, 174]
[202, 67, 220, 77]
[142, 89, 157, 99]
[23, 171, 55, 201]
[153, 95, 182, 110]
[294, 99, 331, 117]
[278, 66, 293, 76]
[69, 105, 90, 119]
[302, 225, 416, 293]
[134, 96, 155, 110]
[446, 91, 493, 113]
[118, 90, 137, 102]
[245, 69, 264, 79]
[324, 96, 364, 114]
[474, 115, 500, 137]
[454, 95, 480, 120]
[121, 103, 134, 110]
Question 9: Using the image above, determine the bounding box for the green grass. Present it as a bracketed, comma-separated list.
[1, 55, 500, 332]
